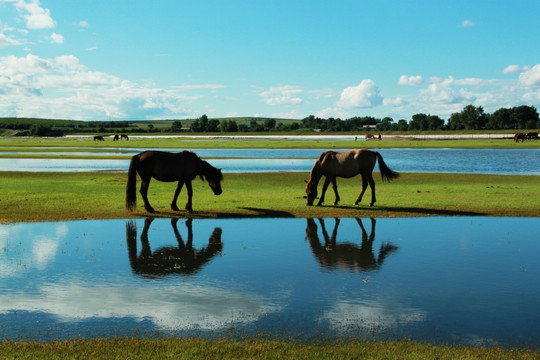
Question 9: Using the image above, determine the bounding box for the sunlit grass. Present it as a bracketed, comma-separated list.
[1, 171, 538, 223]
[0, 338, 537, 360]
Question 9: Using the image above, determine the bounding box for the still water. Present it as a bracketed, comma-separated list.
[0, 217, 538, 347]
[1, 148, 539, 175]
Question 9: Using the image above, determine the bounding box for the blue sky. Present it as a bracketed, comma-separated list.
[1, 0, 539, 121]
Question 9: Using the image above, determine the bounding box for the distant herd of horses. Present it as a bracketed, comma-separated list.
[124, 148, 399, 214]
[93, 134, 129, 141]
[514, 132, 538, 142]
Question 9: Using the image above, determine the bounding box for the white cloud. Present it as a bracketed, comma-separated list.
[14, 0, 55, 29]
[259, 85, 303, 106]
[0, 53, 217, 119]
[518, 64, 540, 87]
[460, 19, 474, 28]
[75, 20, 89, 28]
[502, 64, 530, 74]
[398, 75, 423, 86]
[336, 79, 383, 108]
[49, 32, 63, 44]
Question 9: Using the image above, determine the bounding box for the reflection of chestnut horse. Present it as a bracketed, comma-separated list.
[305, 218, 398, 272]
[126, 218, 223, 278]
[305, 149, 398, 207]
[126, 150, 223, 213]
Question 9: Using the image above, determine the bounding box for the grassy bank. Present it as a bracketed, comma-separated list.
[1, 338, 538, 360]
[1, 171, 538, 223]
[1, 136, 540, 153]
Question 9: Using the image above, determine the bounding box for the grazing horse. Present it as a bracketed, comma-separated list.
[113, 134, 120, 141]
[365, 133, 375, 140]
[126, 150, 223, 213]
[121, 134, 129, 140]
[305, 149, 399, 207]
[514, 133, 526, 142]
[93, 135, 105, 141]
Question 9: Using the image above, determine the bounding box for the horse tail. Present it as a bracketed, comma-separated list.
[126, 155, 138, 211]
[375, 152, 399, 182]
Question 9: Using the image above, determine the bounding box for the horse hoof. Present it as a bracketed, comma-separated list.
[146, 208, 155, 213]
[171, 205, 180, 211]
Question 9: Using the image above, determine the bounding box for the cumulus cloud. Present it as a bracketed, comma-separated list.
[14, 0, 55, 29]
[460, 19, 474, 28]
[49, 32, 63, 44]
[398, 75, 423, 86]
[518, 64, 540, 87]
[259, 85, 303, 106]
[502, 64, 531, 74]
[0, 53, 218, 119]
[336, 79, 383, 108]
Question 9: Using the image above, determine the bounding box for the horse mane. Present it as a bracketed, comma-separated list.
[309, 151, 334, 184]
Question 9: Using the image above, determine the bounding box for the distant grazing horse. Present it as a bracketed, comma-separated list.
[121, 134, 129, 140]
[93, 135, 105, 141]
[365, 133, 375, 140]
[514, 133, 526, 142]
[126, 150, 223, 213]
[305, 149, 399, 207]
[526, 132, 538, 140]
[113, 134, 120, 141]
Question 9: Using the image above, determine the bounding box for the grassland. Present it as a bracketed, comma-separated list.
[1, 171, 539, 223]
[1, 338, 538, 360]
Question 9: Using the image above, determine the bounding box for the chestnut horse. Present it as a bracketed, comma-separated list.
[126, 150, 223, 213]
[305, 149, 398, 207]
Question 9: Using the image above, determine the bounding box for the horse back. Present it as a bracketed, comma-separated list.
[322, 150, 376, 177]
[136, 150, 199, 182]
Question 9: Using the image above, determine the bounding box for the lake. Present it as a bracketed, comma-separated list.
[1, 217, 538, 347]
[1, 148, 539, 175]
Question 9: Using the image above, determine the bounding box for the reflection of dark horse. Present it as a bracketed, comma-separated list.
[121, 134, 129, 140]
[305, 150, 399, 207]
[93, 135, 105, 141]
[126, 150, 223, 213]
[305, 218, 398, 272]
[126, 218, 223, 278]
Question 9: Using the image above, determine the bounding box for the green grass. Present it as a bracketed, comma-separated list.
[1, 171, 538, 223]
[1, 136, 539, 154]
[0, 338, 538, 360]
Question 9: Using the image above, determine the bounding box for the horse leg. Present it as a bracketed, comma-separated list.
[331, 178, 340, 205]
[171, 181, 184, 211]
[139, 177, 155, 213]
[354, 175, 368, 205]
[185, 180, 194, 213]
[317, 177, 331, 206]
[368, 173, 376, 207]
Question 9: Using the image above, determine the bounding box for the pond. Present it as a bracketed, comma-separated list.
[1, 148, 539, 175]
[1, 217, 538, 347]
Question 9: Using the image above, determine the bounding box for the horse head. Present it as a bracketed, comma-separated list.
[205, 166, 223, 196]
[305, 179, 318, 206]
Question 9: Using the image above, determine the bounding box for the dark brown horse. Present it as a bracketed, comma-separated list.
[121, 134, 129, 140]
[93, 135, 105, 141]
[305, 149, 398, 207]
[126, 150, 223, 213]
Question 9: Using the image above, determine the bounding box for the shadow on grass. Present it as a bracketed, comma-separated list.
[332, 205, 487, 216]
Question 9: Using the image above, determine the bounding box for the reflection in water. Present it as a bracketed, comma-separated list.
[306, 218, 398, 272]
[126, 218, 223, 278]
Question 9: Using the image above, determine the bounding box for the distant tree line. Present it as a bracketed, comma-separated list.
[182, 105, 539, 134]
[1, 104, 538, 137]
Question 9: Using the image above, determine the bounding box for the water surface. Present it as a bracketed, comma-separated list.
[0, 148, 539, 175]
[0, 217, 538, 347]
